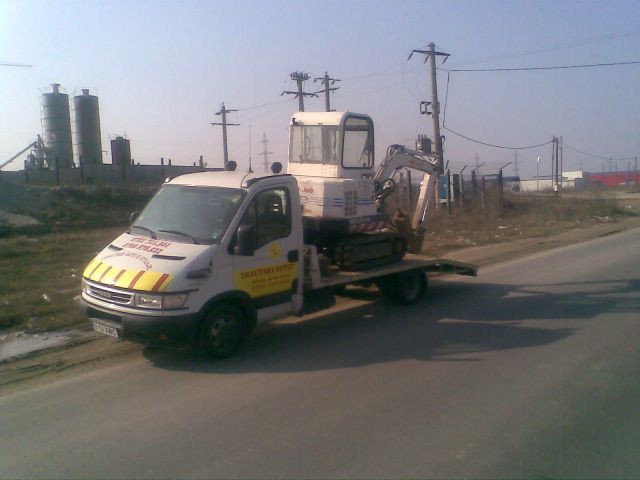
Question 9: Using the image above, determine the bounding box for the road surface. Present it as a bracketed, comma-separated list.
[2, 228, 639, 478]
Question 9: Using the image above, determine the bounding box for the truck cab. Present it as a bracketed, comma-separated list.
[82, 171, 304, 357]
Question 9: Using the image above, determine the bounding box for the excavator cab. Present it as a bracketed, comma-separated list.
[288, 112, 374, 179]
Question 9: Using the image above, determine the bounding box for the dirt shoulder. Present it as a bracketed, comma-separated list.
[3, 215, 639, 395]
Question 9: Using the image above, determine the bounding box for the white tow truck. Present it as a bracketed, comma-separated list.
[82, 111, 476, 357]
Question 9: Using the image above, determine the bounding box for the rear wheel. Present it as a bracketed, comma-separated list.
[378, 269, 427, 305]
[198, 304, 245, 358]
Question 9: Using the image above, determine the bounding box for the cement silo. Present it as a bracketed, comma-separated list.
[74, 89, 103, 165]
[42, 83, 73, 169]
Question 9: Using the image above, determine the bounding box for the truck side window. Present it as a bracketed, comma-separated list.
[237, 187, 291, 250]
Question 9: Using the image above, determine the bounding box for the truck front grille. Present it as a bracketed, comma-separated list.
[87, 284, 133, 305]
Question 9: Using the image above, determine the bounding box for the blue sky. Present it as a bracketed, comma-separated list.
[1, 0, 639, 178]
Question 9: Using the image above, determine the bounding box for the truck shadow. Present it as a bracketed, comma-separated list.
[143, 276, 639, 374]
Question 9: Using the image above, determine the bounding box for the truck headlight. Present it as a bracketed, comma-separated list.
[135, 293, 189, 310]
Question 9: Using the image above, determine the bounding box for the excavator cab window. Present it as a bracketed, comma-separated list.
[290, 125, 338, 165]
[342, 116, 373, 169]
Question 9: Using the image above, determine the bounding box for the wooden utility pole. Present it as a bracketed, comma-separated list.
[409, 43, 450, 208]
[281, 72, 317, 112]
[257, 133, 273, 173]
[210, 103, 239, 170]
[314, 72, 340, 112]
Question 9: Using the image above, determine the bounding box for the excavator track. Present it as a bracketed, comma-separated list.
[333, 231, 407, 271]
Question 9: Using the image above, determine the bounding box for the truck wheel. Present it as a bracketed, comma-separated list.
[198, 305, 245, 358]
[379, 270, 427, 305]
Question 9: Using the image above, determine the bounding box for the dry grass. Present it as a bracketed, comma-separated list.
[423, 190, 636, 256]
[0, 227, 123, 332]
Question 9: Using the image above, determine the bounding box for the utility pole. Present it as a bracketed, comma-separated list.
[210, 102, 239, 170]
[635, 156, 638, 171]
[474, 153, 480, 172]
[553, 137, 560, 195]
[560, 136, 563, 187]
[314, 72, 340, 112]
[248, 125, 253, 173]
[609, 157, 613, 172]
[258, 132, 273, 173]
[513, 150, 519, 177]
[409, 42, 450, 209]
[281, 72, 317, 112]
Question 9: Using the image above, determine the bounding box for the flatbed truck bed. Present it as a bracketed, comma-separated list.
[314, 255, 477, 290]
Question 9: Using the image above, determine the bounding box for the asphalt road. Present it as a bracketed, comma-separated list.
[2, 229, 639, 479]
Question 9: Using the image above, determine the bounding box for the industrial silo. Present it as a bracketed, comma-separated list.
[74, 89, 103, 165]
[42, 83, 73, 169]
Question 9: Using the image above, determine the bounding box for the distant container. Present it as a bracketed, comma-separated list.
[74, 89, 102, 165]
[42, 83, 73, 169]
[111, 136, 131, 167]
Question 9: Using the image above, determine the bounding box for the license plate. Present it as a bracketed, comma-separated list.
[93, 322, 119, 338]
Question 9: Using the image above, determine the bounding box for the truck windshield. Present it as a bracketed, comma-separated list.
[131, 185, 244, 245]
[290, 125, 339, 164]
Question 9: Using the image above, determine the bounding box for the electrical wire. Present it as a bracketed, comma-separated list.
[445, 60, 640, 73]
[235, 97, 295, 112]
[563, 142, 636, 161]
[443, 126, 553, 150]
[442, 70, 451, 127]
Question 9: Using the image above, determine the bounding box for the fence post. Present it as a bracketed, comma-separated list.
[471, 170, 477, 200]
[79, 155, 85, 185]
[498, 168, 504, 209]
[55, 156, 60, 186]
[446, 169, 452, 216]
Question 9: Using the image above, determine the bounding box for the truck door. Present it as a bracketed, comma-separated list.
[230, 185, 300, 323]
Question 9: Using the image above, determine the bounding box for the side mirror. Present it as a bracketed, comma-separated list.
[236, 224, 256, 256]
[130, 211, 140, 224]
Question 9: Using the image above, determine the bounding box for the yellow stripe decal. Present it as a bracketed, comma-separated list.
[84, 258, 174, 292]
[114, 269, 142, 289]
[160, 275, 173, 292]
[132, 271, 166, 291]
[83, 258, 100, 278]
[101, 267, 121, 286]
[90, 262, 111, 282]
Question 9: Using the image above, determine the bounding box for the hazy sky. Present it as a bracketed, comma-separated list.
[1, 0, 639, 178]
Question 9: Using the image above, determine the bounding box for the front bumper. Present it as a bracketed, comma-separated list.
[83, 299, 200, 344]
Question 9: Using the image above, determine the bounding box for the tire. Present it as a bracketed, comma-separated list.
[333, 285, 347, 295]
[198, 304, 245, 358]
[378, 269, 427, 305]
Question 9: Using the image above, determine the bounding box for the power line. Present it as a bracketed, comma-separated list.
[562, 142, 636, 161]
[446, 60, 640, 73]
[236, 97, 294, 112]
[443, 126, 553, 150]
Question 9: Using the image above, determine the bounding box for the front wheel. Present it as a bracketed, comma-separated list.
[198, 304, 245, 358]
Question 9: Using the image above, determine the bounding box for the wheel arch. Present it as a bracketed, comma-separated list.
[199, 290, 257, 334]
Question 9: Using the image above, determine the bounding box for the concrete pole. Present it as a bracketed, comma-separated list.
[296, 79, 305, 112]
[221, 103, 229, 168]
[428, 43, 444, 207]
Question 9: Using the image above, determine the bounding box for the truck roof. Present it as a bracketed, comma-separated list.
[168, 170, 291, 189]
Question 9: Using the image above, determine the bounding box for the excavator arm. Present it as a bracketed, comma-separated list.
[374, 144, 440, 230]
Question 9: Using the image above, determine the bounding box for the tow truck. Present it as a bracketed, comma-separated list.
[82, 111, 476, 357]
